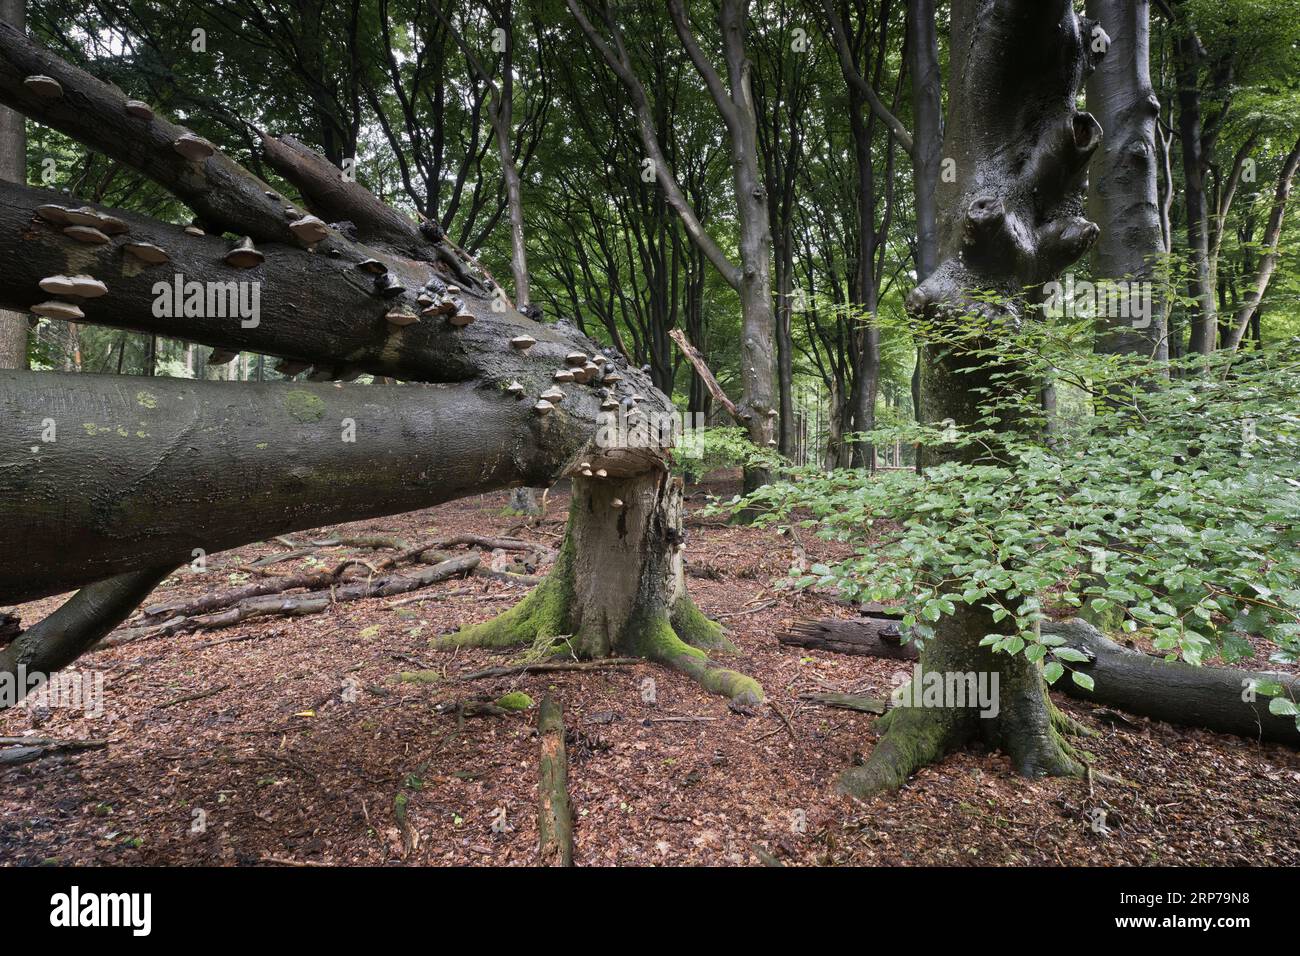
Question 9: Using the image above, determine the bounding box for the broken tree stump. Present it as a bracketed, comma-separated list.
[537, 695, 573, 866]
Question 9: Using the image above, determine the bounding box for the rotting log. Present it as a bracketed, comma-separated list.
[537, 695, 574, 866]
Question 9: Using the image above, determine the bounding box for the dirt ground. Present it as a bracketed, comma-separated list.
[3, 475, 1298, 866]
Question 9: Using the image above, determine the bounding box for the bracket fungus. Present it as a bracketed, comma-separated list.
[385, 309, 420, 327]
[173, 133, 215, 162]
[22, 75, 62, 98]
[39, 274, 107, 298]
[224, 237, 264, 269]
[510, 334, 536, 351]
[289, 214, 329, 244]
[124, 242, 169, 264]
[373, 273, 407, 299]
[533, 399, 554, 416]
[62, 225, 110, 244]
[30, 300, 84, 320]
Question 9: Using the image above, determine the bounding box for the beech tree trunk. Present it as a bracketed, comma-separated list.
[1175, 28, 1217, 355]
[1086, 0, 1169, 360]
[844, 0, 1108, 799]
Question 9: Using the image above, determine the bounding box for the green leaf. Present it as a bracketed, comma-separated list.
[1043, 661, 1065, 685]
[1070, 671, 1095, 692]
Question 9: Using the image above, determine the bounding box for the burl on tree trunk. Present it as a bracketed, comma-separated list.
[0, 23, 759, 709]
[842, 0, 1109, 799]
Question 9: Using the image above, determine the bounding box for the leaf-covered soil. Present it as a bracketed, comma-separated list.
[3, 475, 1298, 866]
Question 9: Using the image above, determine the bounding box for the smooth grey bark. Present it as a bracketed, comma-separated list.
[906, 0, 942, 283]
[1086, 0, 1169, 360]
[843, 0, 1108, 799]
[1051, 620, 1300, 745]
[1175, 29, 1217, 355]
[434, 0, 531, 306]
[0, 372, 576, 604]
[0, 0, 26, 369]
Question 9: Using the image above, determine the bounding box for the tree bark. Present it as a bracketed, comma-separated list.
[0, 0, 26, 369]
[537, 695, 574, 866]
[1226, 132, 1300, 349]
[1086, 0, 1169, 360]
[1175, 29, 1218, 355]
[846, 0, 1108, 799]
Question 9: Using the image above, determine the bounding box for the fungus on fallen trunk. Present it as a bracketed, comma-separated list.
[0, 22, 757, 712]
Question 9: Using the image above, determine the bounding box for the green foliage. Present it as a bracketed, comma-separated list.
[673, 426, 783, 483]
[728, 320, 1300, 726]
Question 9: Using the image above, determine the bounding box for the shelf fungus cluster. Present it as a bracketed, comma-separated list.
[36, 204, 128, 236]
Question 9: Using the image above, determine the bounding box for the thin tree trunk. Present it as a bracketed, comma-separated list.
[1175, 29, 1217, 355]
[0, 0, 26, 369]
[1226, 132, 1300, 349]
[1086, 0, 1169, 360]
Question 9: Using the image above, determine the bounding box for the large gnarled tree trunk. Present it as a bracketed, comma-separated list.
[841, 0, 1107, 798]
[0, 22, 759, 708]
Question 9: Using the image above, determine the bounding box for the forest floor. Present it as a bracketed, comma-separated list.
[2, 473, 1298, 867]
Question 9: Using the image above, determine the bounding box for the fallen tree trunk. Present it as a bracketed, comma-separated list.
[776, 615, 1300, 745]
[0, 371, 559, 604]
[537, 695, 574, 867]
[1048, 619, 1300, 745]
